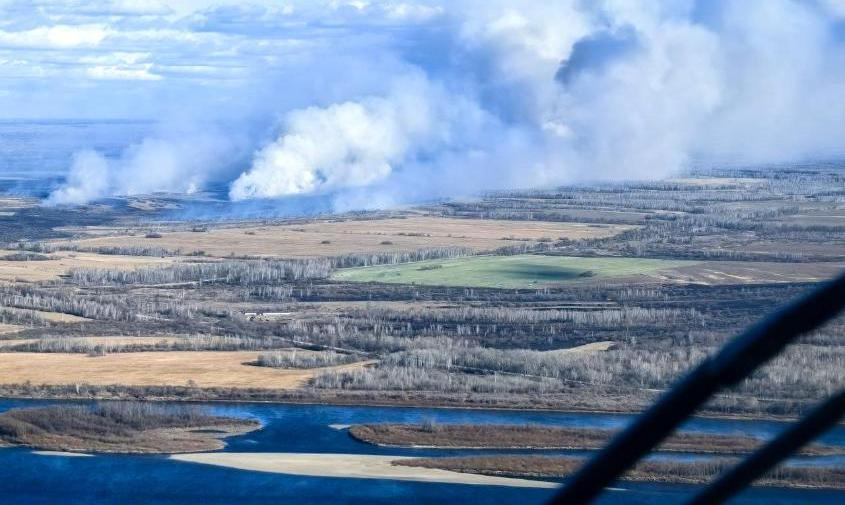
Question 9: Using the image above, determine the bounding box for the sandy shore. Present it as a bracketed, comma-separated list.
[171, 452, 558, 488]
[32, 451, 93, 457]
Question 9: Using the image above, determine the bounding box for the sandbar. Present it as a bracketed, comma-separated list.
[32, 450, 93, 457]
[171, 452, 558, 488]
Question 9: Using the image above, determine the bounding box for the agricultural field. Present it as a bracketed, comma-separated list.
[333, 255, 845, 288]
[332, 255, 695, 288]
[0, 249, 179, 282]
[0, 350, 372, 389]
[54, 216, 633, 259]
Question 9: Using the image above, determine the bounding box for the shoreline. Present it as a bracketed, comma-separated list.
[0, 404, 261, 454]
[350, 440, 844, 456]
[31, 450, 93, 457]
[0, 389, 825, 424]
[397, 456, 845, 491]
[346, 424, 844, 456]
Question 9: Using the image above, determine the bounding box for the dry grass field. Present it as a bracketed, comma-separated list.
[0, 250, 178, 282]
[0, 351, 374, 389]
[61, 216, 635, 258]
[654, 261, 845, 285]
[543, 341, 615, 354]
[0, 323, 21, 334]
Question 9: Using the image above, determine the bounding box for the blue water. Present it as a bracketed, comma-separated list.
[0, 399, 841, 504]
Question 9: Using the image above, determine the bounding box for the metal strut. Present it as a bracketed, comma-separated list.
[686, 389, 845, 505]
[548, 271, 845, 505]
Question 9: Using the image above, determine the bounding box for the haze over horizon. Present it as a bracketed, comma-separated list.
[1, 0, 844, 211]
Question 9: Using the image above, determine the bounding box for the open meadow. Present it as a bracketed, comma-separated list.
[333, 254, 845, 288]
[332, 255, 695, 288]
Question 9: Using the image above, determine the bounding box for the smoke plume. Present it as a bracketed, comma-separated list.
[43, 0, 845, 210]
[46, 128, 250, 205]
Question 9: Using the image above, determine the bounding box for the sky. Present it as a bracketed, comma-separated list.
[1, 0, 844, 209]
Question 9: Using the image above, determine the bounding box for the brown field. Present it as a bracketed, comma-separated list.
[0, 250, 178, 282]
[543, 341, 615, 354]
[637, 261, 845, 285]
[0, 323, 21, 334]
[61, 216, 635, 258]
[0, 351, 374, 389]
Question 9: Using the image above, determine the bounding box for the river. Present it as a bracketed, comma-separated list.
[0, 399, 842, 504]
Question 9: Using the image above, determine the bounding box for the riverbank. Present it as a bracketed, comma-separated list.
[0, 384, 824, 423]
[347, 423, 844, 456]
[0, 403, 259, 453]
[0, 398, 840, 505]
[397, 456, 845, 490]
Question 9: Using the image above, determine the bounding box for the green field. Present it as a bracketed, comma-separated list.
[331, 255, 697, 289]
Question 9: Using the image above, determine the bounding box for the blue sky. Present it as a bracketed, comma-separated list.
[0, 0, 451, 119]
[2, 1, 844, 207]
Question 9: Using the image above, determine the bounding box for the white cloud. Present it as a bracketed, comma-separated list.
[383, 3, 443, 21]
[103, 0, 173, 16]
[86, 64, 161, 80]
[0, 25, 109, 48]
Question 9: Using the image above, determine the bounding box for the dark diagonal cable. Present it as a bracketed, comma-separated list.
[686, 389, 845, 505]
[548, 271, 845, 505]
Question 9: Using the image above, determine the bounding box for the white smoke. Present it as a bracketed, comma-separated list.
[695, 0, 845, 163]
[46, 130, 247, 205]
[45, 0, 845, 208]
[45, 150, 111, 205]
[548, 20, 722, 180]
[230, 73, 494, 200]
[226, 0, 845, 208]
